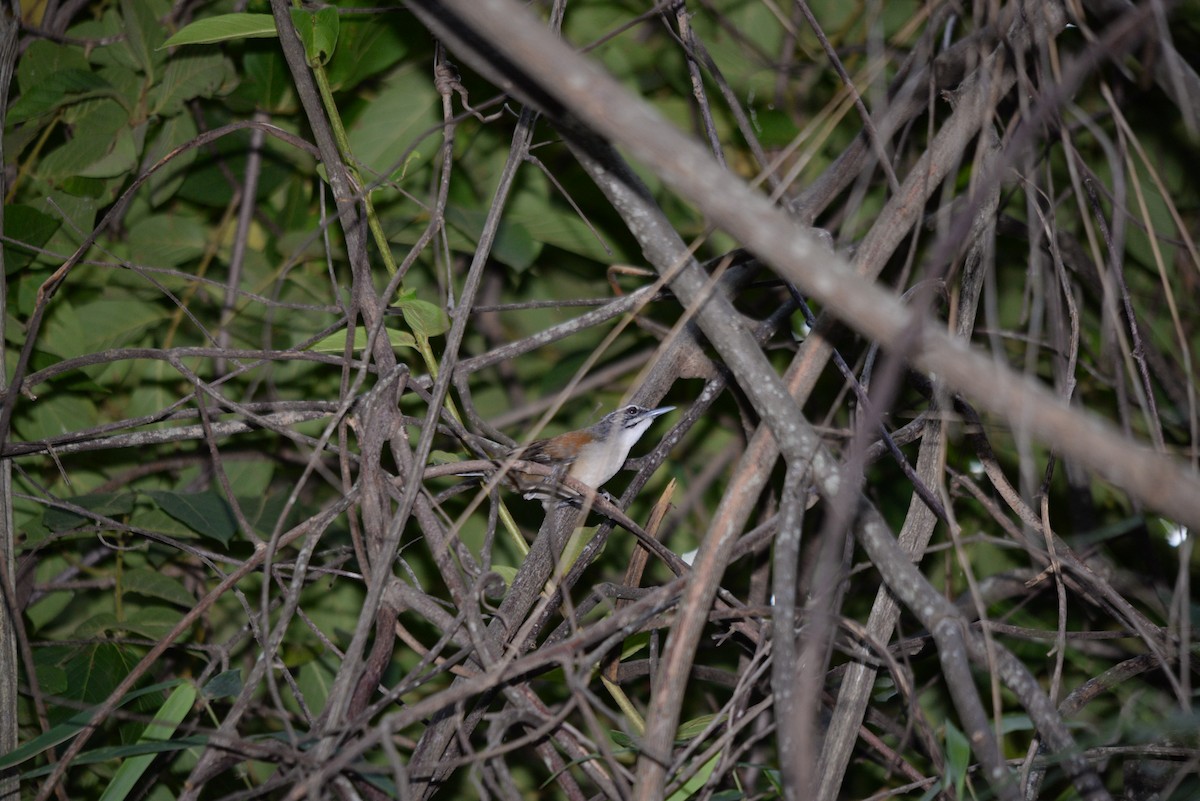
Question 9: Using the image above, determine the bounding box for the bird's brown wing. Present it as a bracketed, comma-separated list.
[515, 431, 589, 465]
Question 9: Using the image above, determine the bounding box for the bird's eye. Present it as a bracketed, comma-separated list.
[626, 406, 639, 415]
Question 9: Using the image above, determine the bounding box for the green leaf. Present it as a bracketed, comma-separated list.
[27, 590, 73, 634]
[73, 607, 183, 641]
[237, 492, 291, 539]
[42, 492, 136, 532]
[488, 564, 517, 590]
[120, 0, 165, 78]
[36, 99, 139, 181]
[675, 714, 718, 744]
[445, 205, 541, 272]
[297, 658, 335, 720]
[346, 66, 439, 179]
[14, 393, 99, 443]
[310, 326, 417, 354]
[99, 682, 196, 801]
[142, 112, 199, 206]
[0, 679, 185, 771]
[62, 642, 143, 707]
[202, 669, 243, 700]
[78, 126, 139, 179]
[20, 737, 209, 780]
[241, 47, 292, 111]
[324, 15, 408, 92]
[290, 7, 339, 67]
[8, 69, 114, 123]
[152, 51, 233, 116]
[610, 729, 636, 749]
[127, 213, 208, 267]
[665, 753, 720, 801]
[509, 191, 626, 265]
[121, 568, 195, 608]
[42, 297, 168, 357]
[225, 460, 275, 499]
[393, 297, 450, 339]
[744, 105, 798, 148]
[28, 192, 97, 269]
[3, 204, 61, 272]
[16, 39, 92, 100]
[944, 720, 970, 800]
[162, 13, 278, 48]
[143, 490, 237, 546]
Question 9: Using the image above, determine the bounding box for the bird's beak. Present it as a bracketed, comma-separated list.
[646, 406, 675, 418]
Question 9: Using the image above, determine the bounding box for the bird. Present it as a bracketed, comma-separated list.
[502, 404, 675, 504]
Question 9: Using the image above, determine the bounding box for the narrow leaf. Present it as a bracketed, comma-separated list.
[99, 682, 197, 801]
[161, 13, 278, 48]
[310, 326, 416, 354]
[0, 680, 183, 770]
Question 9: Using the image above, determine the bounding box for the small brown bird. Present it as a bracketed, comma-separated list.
[506, 404, 674, 502]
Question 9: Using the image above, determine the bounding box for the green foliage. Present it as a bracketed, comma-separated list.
[161, 14, 278, 47]
[3, 0, 1199, 799]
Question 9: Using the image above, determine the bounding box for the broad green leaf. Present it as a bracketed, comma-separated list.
[428, 450, 462, 465]
[74, 612, 122, 638]
[29, 191, 98, 268]
[16, 39, 92, 100]
[127, 507, 202, 540]
[62, 642, 143, 709]
[162, 13, 278, 47]
[560, 525, 598, 572]
[36, 663, 68, 698]
[3, 204, 61, 272]
[152, 51, 234, 116]
[42, 297, 168, 358]
[241, 47, 292, 111]
[346, 67, 439, 179]
[36, 99, 138, 181]
[121, 568, 195, 608]
[202, 670, 243, 700]
[125, 361, 184, 424]
[8, 69, 114, 123]
[27, 590, 73, 634]
[96, 60, 146, 116]
[444, 205, 541, 272]
[120, 0, 166, 79]
[116, 606, 186, 641]
[310, 326, 417, 354]
[225, 460, 275, 499]
[99, 681, 196, 801]
[393, 297, 450, 339]
[290, 7, 339, 67]
[142, 112, 199, 207]
[237, 492, 291, 539]
[174, 126, 296, 207]
[42, 492, 136, 532]
[746, 106, 800, 148]
[610, 729, 636, 749]
[143, 490, 237, 546]
[78, 126, 139, 179]
[296, 659, 334, 720]
[77, 609, 186, 642]
[508, 191, 627, 265]
[127, 213, 208, 268]
[325, 15, 408, 92]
